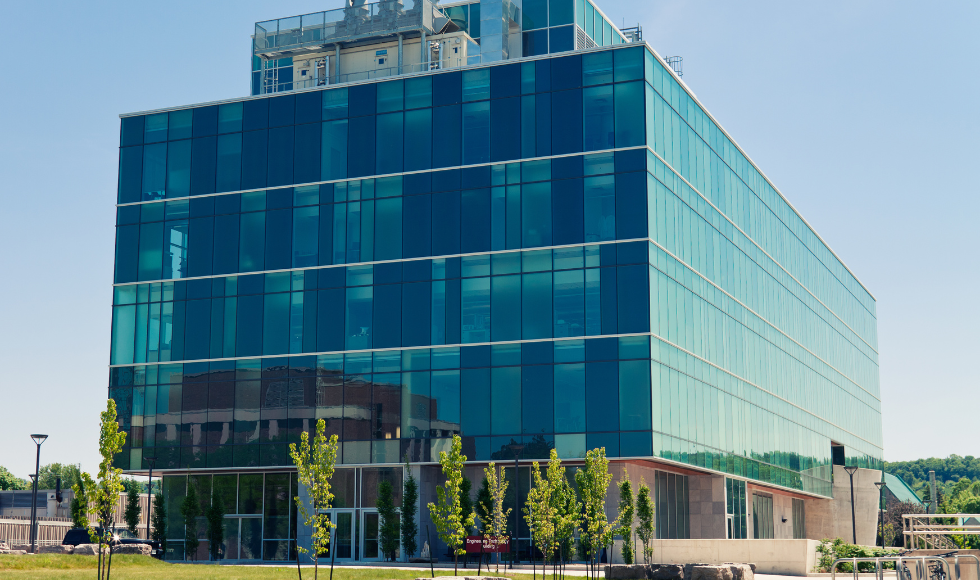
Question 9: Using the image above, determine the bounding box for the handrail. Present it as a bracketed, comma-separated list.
[830, 556, 951, 580]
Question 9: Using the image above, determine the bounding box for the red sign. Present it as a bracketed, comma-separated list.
[465, 536, 510, 554]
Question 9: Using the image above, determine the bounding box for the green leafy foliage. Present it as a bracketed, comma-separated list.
[635, 479, 655, 563]
[0, 466, 29, 491]
[885, 455, 980, 500]
[82, 399, 128, 580]
[290, 418, 339, 577]
[574, 447, 616, 576]
[70, 476, 89, 529]
[377, 480, 401, 561]
[814, 538, 900, 572]
[205, 491, 225, 561]
[124, 481, 141, 536]
[428, 435, 475, 574]
[37, 463, 84, 491]
[401, 460, 419, 558]
[151, 492, 167, 552]
[617, 472, 635, 565]
[482, 462, 512, 574]
[181, 482, 201, 560]
[459, 476, 475, 536]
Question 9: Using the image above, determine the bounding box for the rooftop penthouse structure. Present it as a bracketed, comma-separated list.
[251, 0, 637, 94]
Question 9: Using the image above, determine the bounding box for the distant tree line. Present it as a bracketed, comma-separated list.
[885, 454, 980, 500]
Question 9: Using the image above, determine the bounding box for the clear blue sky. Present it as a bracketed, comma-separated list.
[2, 0, 977, 479]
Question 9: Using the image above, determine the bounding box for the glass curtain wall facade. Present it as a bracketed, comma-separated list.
[111, 43, 882, 538]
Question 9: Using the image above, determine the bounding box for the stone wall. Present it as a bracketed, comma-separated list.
[646, 538, 820, 576]
[806, 466, 880, 544]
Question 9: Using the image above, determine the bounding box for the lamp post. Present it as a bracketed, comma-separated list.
[507, 443, 524, 569]
[29, 434, 48, 554]
[844, 465, 859, 545]
[874, 480, 886, 550]
[145, 457, 156, 540]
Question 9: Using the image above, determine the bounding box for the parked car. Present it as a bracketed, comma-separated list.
[62, 528, 162, 558]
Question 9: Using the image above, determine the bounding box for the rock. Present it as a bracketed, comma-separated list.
[651, 564, 687, 580]
[0, 549, 28, 555]
[722, 563, 755, 580]
[112, 544, 152, 556]
[38, 545, 74, 554]
[691, 565, 734, 580]
[72, 544, 109, 556]
[415, 577, 508, 580]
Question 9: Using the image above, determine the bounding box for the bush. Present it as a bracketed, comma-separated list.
[814, 538, 901, 572]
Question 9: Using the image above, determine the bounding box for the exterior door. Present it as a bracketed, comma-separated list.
[327, 510, 355, 561]
[360, 510, 381, 561]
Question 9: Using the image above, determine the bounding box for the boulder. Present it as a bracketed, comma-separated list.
[722, 563, 755, 580]
[691, 565, 734, 580]
[72, 544, 109, 556]
[38, 545, 74, 554]
[415, 577, 508, 580]
[0, 549, 28, 555]
[113, 544, 152, 556]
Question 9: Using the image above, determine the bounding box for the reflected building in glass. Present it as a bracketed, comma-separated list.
[109, 0, 882, 562]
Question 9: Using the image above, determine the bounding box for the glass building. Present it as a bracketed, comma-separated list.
[109, 0, 882, 562]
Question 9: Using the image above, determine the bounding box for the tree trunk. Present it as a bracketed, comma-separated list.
[106, 544, 114, 580]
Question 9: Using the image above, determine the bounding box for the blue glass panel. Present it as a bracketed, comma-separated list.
[295, 90, 321, 124]
[184, 299, 211, 360]
[142, 143, 167, 201]
[376, 112, 404, 175]
[121, 116, 143, 146]
[461, 369, 491, 436]
[321, 120, 348, 181]
[269, 95, 295, 127]
[554, 269, 584, 337]
[553, 178, 584, 245]
[491, 367, 521, 435]
[192, 106, 218, 137]
[239, 211, 265, 272]
[490, 275, 520, 341]
[402, 194, 432, 258]
[404, 109, 432, 171]
[267, 126, 294, 186]
[347, 116, 375, 178]
[521, 182, 552, 247]
[138, 221, 163, 281]
[522, 365, 554, 434]
[522, 272, 552, 339]
[402, 282, 432, 347]
[461, 277, 490, 343]
[433, 72, 461, 107]
[292, 206, 318, 267]
[462, 101, 490, 165]
[491, 63, 520, 99]
[145, 113, 168, 143]
[166, 140, 191, 199]
[238, 131, 269, 192]
[322, 87, 348, 120]
[461, 188, 491, 253]
[551, 54, 583, 91]
[554, 362, 586, 433]
[549, 26, 574, 53]
[523, 0, 547, 29]
[243, 99, 269, 131]
[118, 147, 143, 204]
[317, 288, 344, 351]
[264, 209, 291, 271]
[114, 225, 140, 283]
[294, 122, 321, 184]
[619, 360, 651, 430]
[373, 284, 401, 349]
[583, 85, 614, 151]
[218, 102, 244, 134]
[216, 134, 242, 193]
[586, 361, 618, 431]
[490, 97, 520, 162]
[584, 175, 615, 242]
[462, 69, 490, 102]
[431, 191, 460, 255]
[522, 30, 548, 57]
[345, 286, 373, 350]
[236, 294, 264, 356]
[349, 84, 377, 117]
[583, 51, 613, 86]
[552, 89, 582, 154]
[614, 81, 645, 147]
[187, 217, 214, 277]
[614, 47, 644, 82]
[375, 197, 403, 260]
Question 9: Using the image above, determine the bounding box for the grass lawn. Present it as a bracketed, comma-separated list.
[0, 554, 542, 580]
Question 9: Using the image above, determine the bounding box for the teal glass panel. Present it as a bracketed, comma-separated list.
[490, 274, 520, 341]
[523, 0, 547, 29]
[583, 85, 614, 151]
[554, 363, 585, 432]
[614, 81, 644, 147]
[491, 367, 520, 435]
[522, 272, 552, 339]
[550, 0, 573, 25]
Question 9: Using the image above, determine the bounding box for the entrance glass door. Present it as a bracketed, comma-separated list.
[361, 511, 380, 561]
[221, 517, 262, 560]
[326, 510, 355, 561]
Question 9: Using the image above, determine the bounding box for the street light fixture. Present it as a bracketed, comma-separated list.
[29, 434, 48, 554]
[507, 443, 524, 569]
[874, 480, 887, 550]
[844, 465, 859, 545]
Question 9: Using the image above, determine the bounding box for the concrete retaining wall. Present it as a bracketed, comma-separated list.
[643, 539, 820, 576]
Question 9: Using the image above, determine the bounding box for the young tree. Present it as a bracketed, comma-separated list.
[427, 434, 475, 575]
[124, 480, 142, 536]
[575, 448, 615, 580]
[401, 459, 419, 560]
[82, 399, 128, 580]
[548, 451, 580, 580]
[476, 477, 493, 531]
[525, 460, 557, 580]
[377, 480, 401, 561]
[617, 472, 636, 565]
[151, 492, 167, 554]
[635, 479, 655, 564]
[460, 476, 475, 535]
[181, 482, 201, 560]
[290, 418, 340, 580]
[70, 476, 89, 529]
[205, 491, 225, 561]
[483, 462, 512, 574]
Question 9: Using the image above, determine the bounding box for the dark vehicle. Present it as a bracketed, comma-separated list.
[62, 528, 162, 559]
